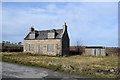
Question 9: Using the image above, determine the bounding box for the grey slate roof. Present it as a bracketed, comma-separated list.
[24, 29, 63, 40]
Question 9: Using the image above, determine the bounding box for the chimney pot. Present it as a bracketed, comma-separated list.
[63, 22, 67, 31]
[64, 22, 67, 26]
[30, 26, 35, 32]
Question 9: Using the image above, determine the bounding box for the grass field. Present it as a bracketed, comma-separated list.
[1, 52, 119, 78]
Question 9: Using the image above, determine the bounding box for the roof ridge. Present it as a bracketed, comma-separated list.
[38, 28, 63, 32]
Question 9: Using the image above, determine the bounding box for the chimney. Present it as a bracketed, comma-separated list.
[30, 26, 35, 32]
[63, 22, 67, 31]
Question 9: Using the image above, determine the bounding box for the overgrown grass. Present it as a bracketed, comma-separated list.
[1, 52, 118, 78]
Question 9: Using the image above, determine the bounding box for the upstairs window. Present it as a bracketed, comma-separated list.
[48, 33, 55, 38]
[29, 44, 34, 51]
[47, 44, 54, 52]
[29, 34, 35, 39]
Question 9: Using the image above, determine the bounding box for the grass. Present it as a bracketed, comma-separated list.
[1, 52, 119, 78]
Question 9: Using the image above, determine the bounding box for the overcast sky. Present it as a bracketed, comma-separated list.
[2, 2, 118, 47]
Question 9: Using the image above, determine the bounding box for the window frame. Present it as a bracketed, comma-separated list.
[48, 33, 55, 38]
[38, 45, 43, 53]
[47, 44, 54, 52]
[29, 44, 34, 51]
[29, 34, 35, 39]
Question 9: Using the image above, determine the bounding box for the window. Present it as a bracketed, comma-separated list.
[29, 44, 34, 51]
[29, 34, 35, 39]
[38, 45, 43, 53]
[48, 33, 55, 38]
[47, 44, 54, 52]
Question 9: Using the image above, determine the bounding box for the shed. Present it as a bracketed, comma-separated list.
[84, 46, 106, 56]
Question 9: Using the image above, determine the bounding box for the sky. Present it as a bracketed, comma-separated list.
[2, 2, 118, 47]
[2, 0, 120, 2]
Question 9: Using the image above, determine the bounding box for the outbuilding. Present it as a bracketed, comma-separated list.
[84, 46, 106, 56]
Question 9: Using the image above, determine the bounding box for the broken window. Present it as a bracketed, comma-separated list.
[47, 44, 54, 52]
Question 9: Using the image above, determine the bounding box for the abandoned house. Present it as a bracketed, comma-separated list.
[24, 22, 69, 56]
[84, 46, 106, 56]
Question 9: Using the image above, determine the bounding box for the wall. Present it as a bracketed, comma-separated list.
[84, 48, 93, 56]
[69, 46, 85, 55]
[105, 47, 119, 56]
[62, 31, 70, 56]
[24, 39, 61, 56]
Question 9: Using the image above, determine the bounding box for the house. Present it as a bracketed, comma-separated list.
[24, 22, 70, 56]
[84, 46, 106, 56]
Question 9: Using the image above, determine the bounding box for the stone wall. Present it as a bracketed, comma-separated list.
[62, 31, 70, 56]
[105, 47, 119, 56]
[24, 39, 61, 56]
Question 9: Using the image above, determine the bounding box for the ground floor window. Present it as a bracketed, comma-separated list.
[29, 44, 34, 51]
[38, 45, 43, 53]
[47, 44, 54, 52]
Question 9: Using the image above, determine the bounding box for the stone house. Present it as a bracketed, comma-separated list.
[84, 46, 106, 56]
[24, 22, 69, 56]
